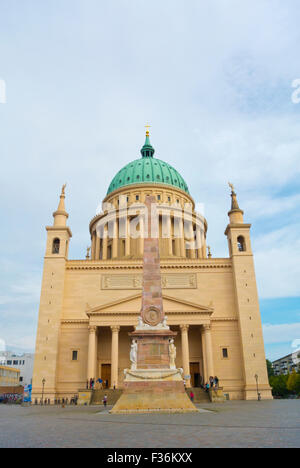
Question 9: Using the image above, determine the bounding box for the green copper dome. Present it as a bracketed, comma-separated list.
[106, 133, 190, 195]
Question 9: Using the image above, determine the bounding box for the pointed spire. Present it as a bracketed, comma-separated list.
[141, 124, 155, 158]
[228, 182, 244, 224]
[53, 184, 69, 227]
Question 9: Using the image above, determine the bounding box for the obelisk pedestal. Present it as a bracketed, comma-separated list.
[111, 196, 198, 413]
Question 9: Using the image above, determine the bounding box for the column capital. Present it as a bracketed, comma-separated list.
[202, 324, 211, 332]
[180, 324, 189, 332]
[111, 325, 120, 333]
[88, 325, 97, 334]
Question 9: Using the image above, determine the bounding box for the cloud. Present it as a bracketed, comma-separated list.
[1, 0, 300, 348]
[263, 322, 300, 345]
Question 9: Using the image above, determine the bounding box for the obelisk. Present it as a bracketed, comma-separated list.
[110, 196, 198, 413]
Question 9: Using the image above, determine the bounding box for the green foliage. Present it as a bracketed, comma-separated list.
[266, 360, 274, 378]
[269, 369, 300, 398]
[287, 369, 300, 394]
[269, 374, 290, 397]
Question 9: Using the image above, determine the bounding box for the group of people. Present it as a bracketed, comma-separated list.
[204, 376, 219, 392]
[87, 378, 109, 390]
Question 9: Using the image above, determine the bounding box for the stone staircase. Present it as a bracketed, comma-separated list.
[91, 389, 123, 405]
[185, 387, 211, 403]
[91, 387, 212, 406]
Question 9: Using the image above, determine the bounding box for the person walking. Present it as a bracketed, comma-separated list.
[209, 376, 214, 388]
[103, 394, 108, 408]
[190, 391, 194, 402]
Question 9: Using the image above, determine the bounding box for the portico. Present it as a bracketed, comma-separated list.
[85, 294, 214, 389]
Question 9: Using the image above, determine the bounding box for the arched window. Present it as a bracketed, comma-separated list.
[237, 236, 246, 252]
[52, 238, 60, 254]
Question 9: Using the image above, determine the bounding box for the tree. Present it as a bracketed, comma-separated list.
[266, 360, 274, 378]
[287, 369, 300, 394]
[269, 374, 289, 398]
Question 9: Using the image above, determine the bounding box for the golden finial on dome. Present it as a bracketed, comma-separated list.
[145, 123, 151, 136]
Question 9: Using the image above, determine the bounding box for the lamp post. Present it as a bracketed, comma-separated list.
[41, 378, 46, 405]
[254, 374, 260, 401]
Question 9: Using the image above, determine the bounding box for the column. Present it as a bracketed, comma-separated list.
[180, 217, 185, 257]
[110, 325, 120, 389]
[91, 232, 96, 260]
[87, 326, 97, 381]
[189, 221, 196, 259]
[203, 324, 214, 379]
[103, 224, 108, 260]
[95, 234, 100, 260]
[196, 225, 202, 259]
[201, 327, 208, 383]
[125, 217, 130, 256]
[180, 324, 191, 388]
[138, 215, 144, 256]
[202, 230, 207, 259]
[174, 217, 181, 256]
[112, 219, 118, 258]
[165, 214, 172, 256]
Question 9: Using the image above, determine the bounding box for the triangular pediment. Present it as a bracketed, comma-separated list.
[86, 293, 213, 316]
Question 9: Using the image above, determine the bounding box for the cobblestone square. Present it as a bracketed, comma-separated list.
[0, 400, 299, 448]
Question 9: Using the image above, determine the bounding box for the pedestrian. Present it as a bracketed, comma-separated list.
[190, 391, 194, 402]
[89, 378, 93, 389]
[183, 379, 186, 389]
[205, 382, 210, 393]
[103, 394, 108, 408]
[214, 376, 219, 389]
[209, 376, 214, 388]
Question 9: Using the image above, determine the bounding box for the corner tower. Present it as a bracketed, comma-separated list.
[225, 183, 272, 400]
[32, 185, 72, 403]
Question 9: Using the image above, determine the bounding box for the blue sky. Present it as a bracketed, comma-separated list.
[0, 0, 300, 361]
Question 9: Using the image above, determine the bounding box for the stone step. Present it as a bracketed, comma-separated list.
[91, 389, 123, 405]
[185, 387, 211, 403]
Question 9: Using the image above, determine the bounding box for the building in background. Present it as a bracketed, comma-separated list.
[32, 130, 272, 403]
[0, 352, 34, 386]
[0, 366, 20, 387]
[272, 353, 299, 376]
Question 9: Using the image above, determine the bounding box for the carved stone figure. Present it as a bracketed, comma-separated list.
[130, 340, 138, 370]
[169, 338, 176, 370]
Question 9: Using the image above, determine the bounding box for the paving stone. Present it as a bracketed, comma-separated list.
[0, 400, 299, 448]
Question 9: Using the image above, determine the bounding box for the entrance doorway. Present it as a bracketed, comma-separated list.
[190, 362, 201, 387]
[101, 364, 111, 388]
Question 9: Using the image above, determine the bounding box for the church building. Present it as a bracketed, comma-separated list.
[32, 130, 272, 402]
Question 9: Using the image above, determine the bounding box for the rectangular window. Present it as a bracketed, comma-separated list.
[135, 195, 139, 201]
[72, 350, 78, 361]
[7, 360, 12, 365]
[13, 360, 18, 365]
[222, 348, 228, 359]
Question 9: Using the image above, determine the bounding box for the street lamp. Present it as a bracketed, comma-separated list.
[41, 378, 46, 405]
[254, 374, 261, 401]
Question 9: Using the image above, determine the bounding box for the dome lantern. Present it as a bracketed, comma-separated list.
[140, 126, 155, 158]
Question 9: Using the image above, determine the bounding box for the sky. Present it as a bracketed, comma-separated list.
[0, 0, 299, 361]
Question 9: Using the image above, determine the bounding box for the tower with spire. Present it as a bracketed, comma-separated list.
[225, 184, 271, 400]
[32, 186, 72, 403]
